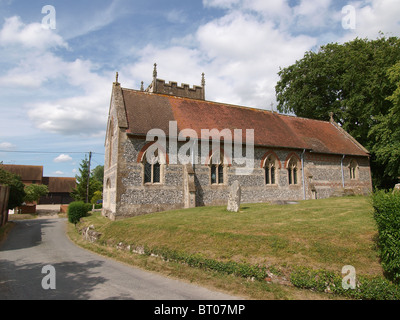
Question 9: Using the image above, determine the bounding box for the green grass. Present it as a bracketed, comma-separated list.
[69, 196, 388, 299]
[77, 196, 381, 277]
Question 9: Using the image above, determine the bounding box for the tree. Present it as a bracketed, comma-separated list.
[91, 191, 102, 205]
[0, 168, 26, 210]
[70, 157, 102, 203]
[275, 36, 400, 189]
[24, 184, 49, 204]
[369, 62, 400, 185]
[91, 165, 104, 185]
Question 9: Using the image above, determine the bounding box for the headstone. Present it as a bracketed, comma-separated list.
[393, 177, 400, 193]
[227, 180, 241, 212]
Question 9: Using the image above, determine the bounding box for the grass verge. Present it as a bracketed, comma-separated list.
[67, 196, 398, 300]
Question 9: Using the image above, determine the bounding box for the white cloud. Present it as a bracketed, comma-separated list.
[202, 0, 336, 32]
[292, 0, 334, 30]
[0, 12, 108, 138]
[0, 52, 67, 88]
[54, 154, 73, 163]
[0, 16, 67, 50]
[54, 171, 64, 175]
[197, 11, 316, 107]
[127, 8, 316, 110]
[165, 9, 188, 24]
[203, 0, 241, 9]
[0, 142, 15, 150]
[24, 56, 111, 135]
[0, 16, 111, 136]
[28, 94, 109, 137]
[340, 0, 400, 41]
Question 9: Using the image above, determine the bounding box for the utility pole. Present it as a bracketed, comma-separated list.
[86, 151, 92, 203]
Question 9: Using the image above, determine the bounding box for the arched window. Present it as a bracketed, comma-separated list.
[264, 155, 277, 185]
[210, 151, 225, 185]
[349, 160, 358, 180]
[287, 157, 299, 185]
[143, 148, 163, 184]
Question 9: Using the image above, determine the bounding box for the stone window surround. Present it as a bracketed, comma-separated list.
[285, 153, 301, 186]
[349, 159, 359, 180]
[263, 154, 279, 185]
[208, 150, 227, 186]
[137, 142, 168, 186]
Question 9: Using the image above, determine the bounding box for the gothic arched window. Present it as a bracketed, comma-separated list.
[287, 157, 299, 185]
[143, 149, 163, 184]
[264, 155, 277, 185]
[210, 151, 225, 185]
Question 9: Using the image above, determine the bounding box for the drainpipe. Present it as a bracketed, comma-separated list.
[301, 149, 306, 200]
[191, 140, 196, 167]
[341, 155, 346, 188]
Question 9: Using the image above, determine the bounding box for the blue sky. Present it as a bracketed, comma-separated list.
[0, 0, 399, 177]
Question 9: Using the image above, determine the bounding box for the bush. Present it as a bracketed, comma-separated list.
[371, 190, 400, 283]
[68, 201, 91, 225]
[84, 202, 92, 213]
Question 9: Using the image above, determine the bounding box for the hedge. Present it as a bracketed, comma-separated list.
[371, 190, 400, 283]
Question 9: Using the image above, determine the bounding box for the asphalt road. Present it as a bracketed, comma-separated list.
[0, 217, 240, 300]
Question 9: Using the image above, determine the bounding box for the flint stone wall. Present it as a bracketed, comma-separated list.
[103, 135, 372, 220]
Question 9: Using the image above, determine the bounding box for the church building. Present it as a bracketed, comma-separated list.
[102, 65, 372, 221]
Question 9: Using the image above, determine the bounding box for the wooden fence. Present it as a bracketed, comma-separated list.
[0, 184, 10, 227]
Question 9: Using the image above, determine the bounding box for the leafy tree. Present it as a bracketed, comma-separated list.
[24, 184, 49, 204]
[70, 157, 103, 203]
[0, 168, 26, 210]
[275, 36, 400, 188]
[91, 191, 102, 205]
[91, 165, 104, 185]
[369, 62, 400, 184]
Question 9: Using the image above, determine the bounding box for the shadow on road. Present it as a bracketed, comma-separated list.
[0, 219, 57, 252]
[0, 258, 111, 300]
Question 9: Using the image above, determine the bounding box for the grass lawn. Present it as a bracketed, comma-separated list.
[70, 196, 382, 299]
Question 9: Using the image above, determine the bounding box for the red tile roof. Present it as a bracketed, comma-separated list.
[121, 89, 369, 157]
